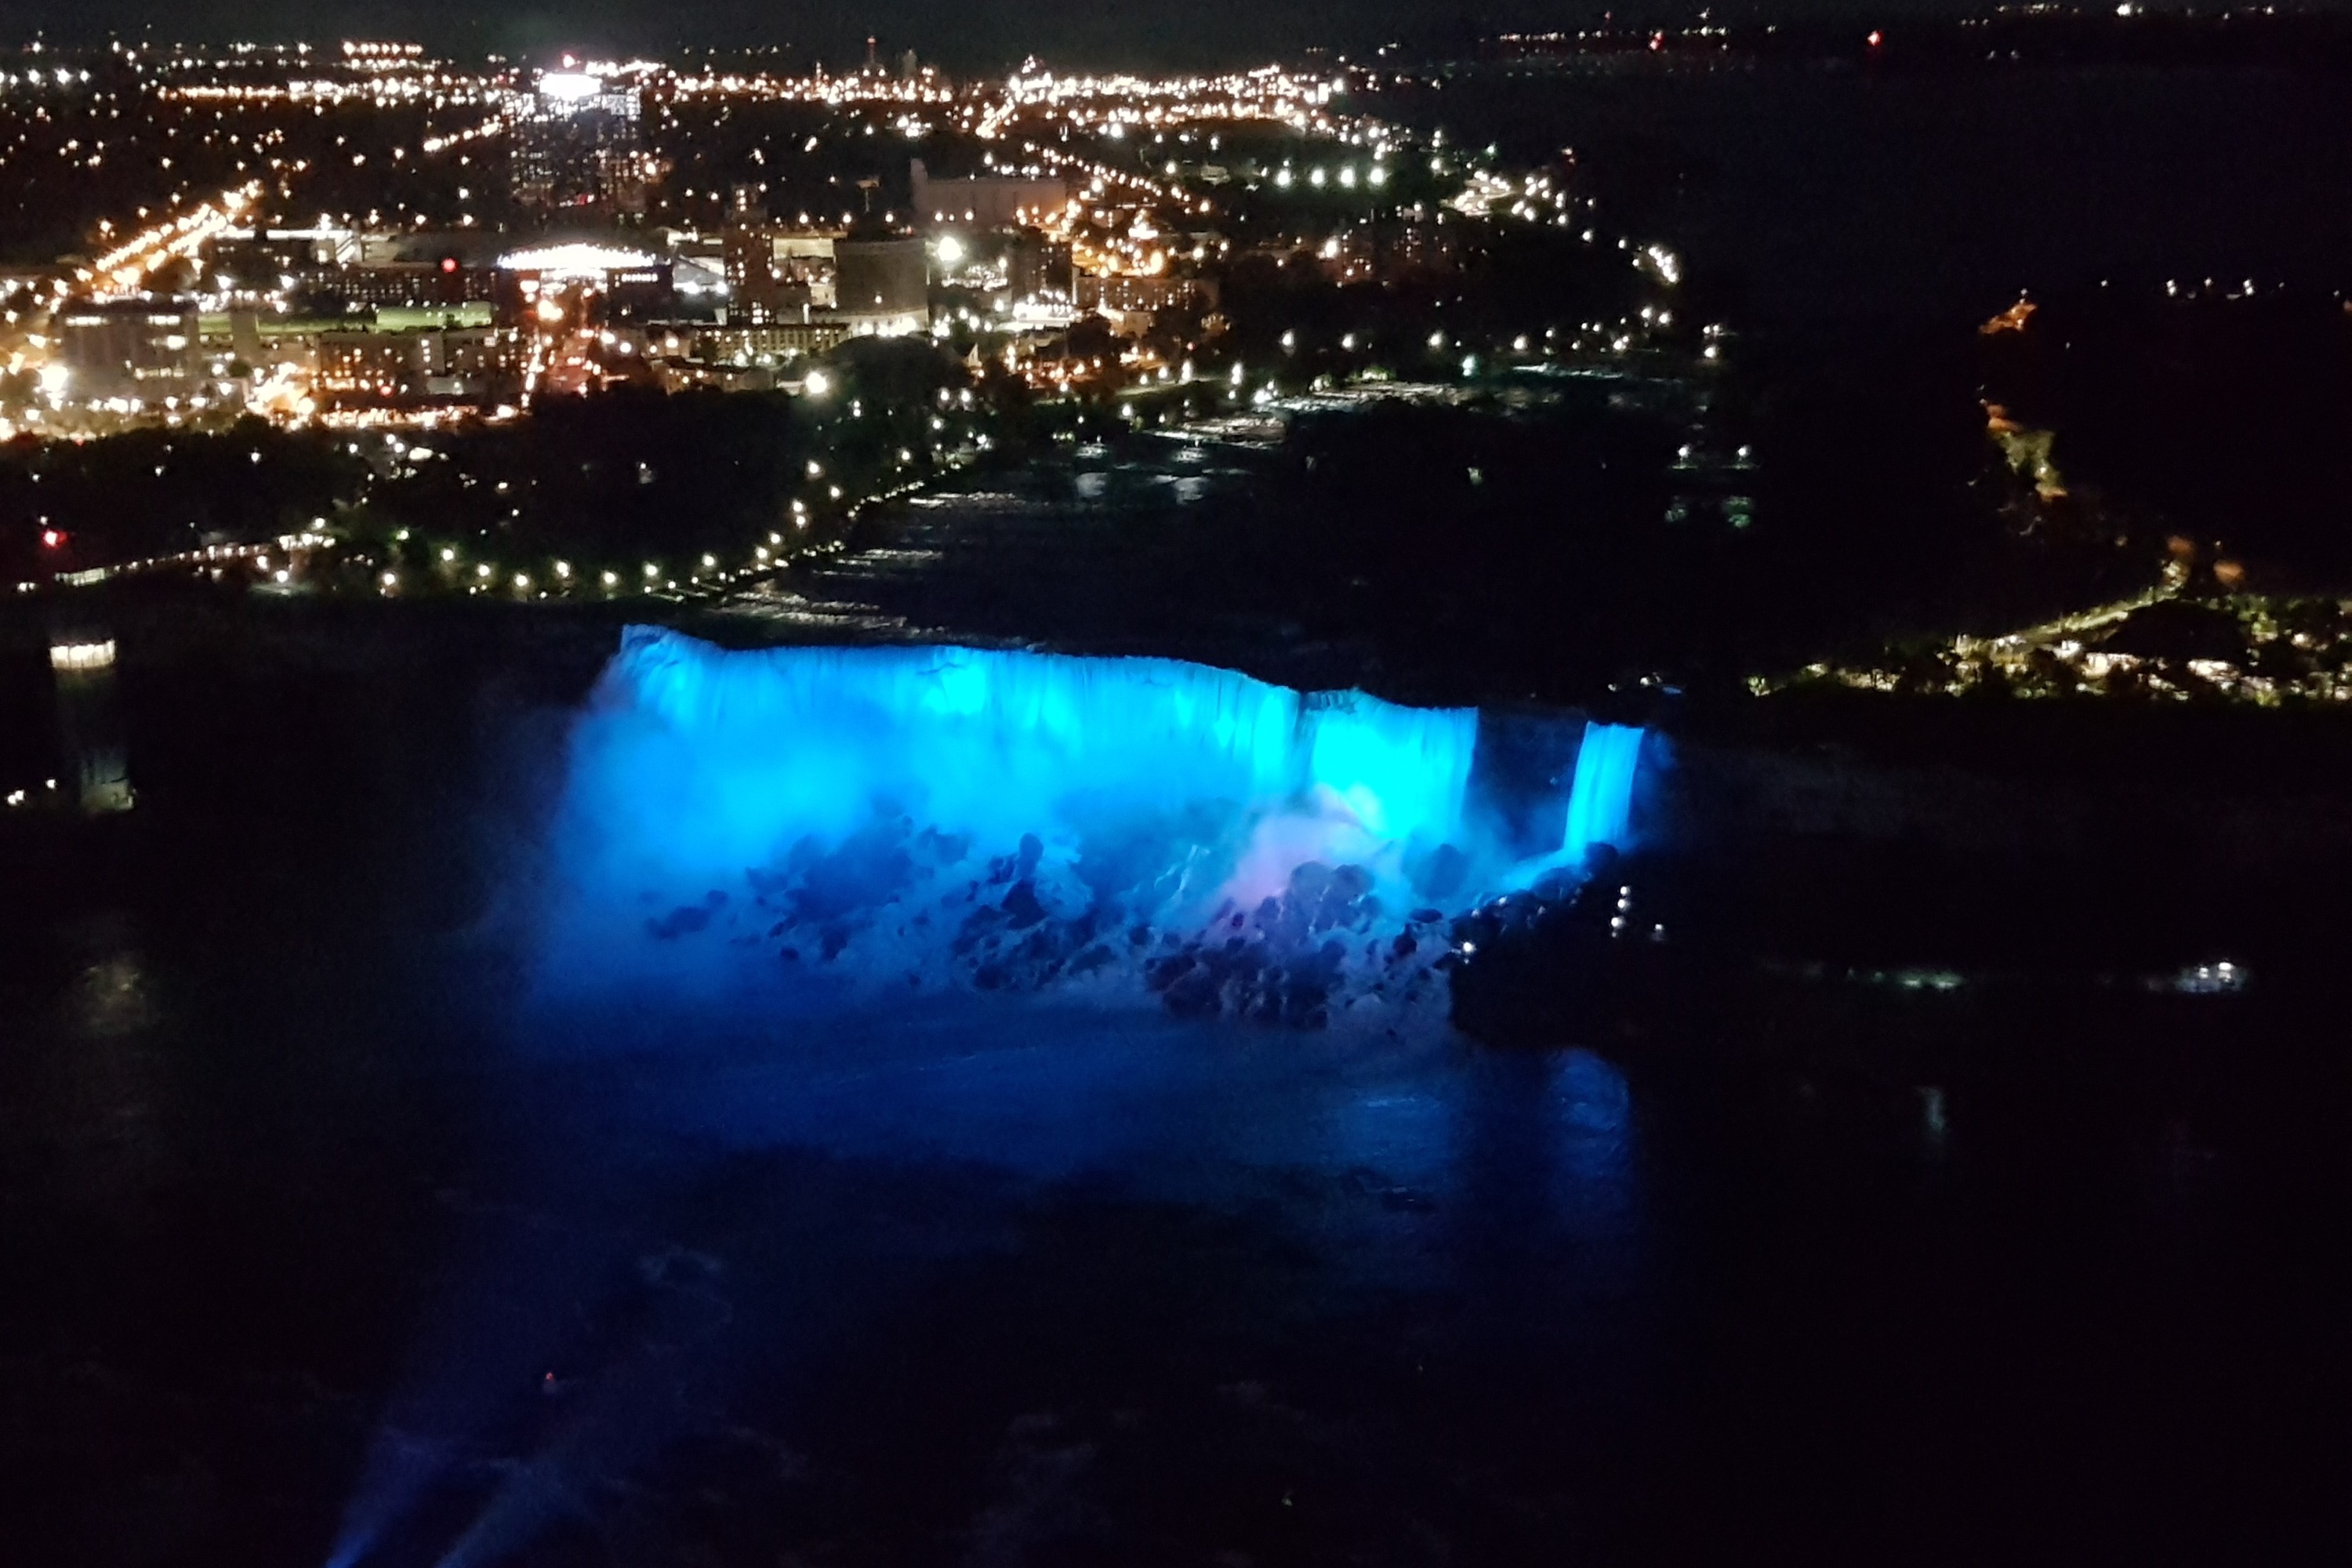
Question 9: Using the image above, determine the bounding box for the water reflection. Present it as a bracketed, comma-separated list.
[315, 983, 1661, 1567]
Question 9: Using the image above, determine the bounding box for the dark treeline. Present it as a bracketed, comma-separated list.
[1980, 288, 2352, 590]
[0, 419, 358, 580]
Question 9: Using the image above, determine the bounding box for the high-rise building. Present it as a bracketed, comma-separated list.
[509, 71, 654, 218]
[47, 617, 130, 815]
[724, 230, 840, 321]
[1005, 234, 1073, 304]
[53, 299, 202, 400]
[314, 325, 521, 401]
[721, 230, 929, 335]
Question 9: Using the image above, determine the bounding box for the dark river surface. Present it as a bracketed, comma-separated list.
[0, 595, 2341, 1567]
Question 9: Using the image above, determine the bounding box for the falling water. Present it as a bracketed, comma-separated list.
[593, 627, 1481, 875]
[1560, 722, 1645, 862]
[540, 630, 1643, 1007]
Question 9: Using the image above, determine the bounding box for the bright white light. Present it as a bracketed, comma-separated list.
[538, 71, 603, 102]
[934, 234, 964, 267]
[802, 369, 830, 396]
[49, 640, 114, 670]
[499, 241, 660, 279]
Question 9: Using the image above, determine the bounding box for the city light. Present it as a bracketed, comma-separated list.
[3, 32, 1702, 619]
[536, 71, 604, 102]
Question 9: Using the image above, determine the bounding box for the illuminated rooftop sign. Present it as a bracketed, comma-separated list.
[497, 243, 662, 279]
[536, 71, 604, 102]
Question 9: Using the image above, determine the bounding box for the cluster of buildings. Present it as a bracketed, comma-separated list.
[6, 53, 955, 420]
[26, 220, 937, 416]
[0, 40, 1650, 423]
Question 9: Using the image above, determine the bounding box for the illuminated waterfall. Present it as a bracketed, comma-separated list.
[600, 628, 1479, 869]
[1560, 722, 1644, 862]
[544, 630, 1644, 1010]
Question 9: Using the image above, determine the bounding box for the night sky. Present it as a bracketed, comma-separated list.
[0, 0, 2002, 72]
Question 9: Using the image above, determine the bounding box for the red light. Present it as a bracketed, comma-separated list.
[441, 256, 459, 274]
[1867, 29, 1884, 46]
[41, 528, 63, 549]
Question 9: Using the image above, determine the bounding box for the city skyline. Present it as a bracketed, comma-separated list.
[0, 0, 2113, 71]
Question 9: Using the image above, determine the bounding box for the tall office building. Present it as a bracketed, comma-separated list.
[53, 299, 202, 400]
[48, 619, 131, 815]
[723, 230, 929, 335]
[509, 70, 653, 218]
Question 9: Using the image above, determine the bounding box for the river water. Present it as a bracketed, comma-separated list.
[0, 596, 2340, 1566]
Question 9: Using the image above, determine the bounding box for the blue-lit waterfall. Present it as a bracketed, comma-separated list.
[1562, 723, 1646, 862]
[539, 629, 1644, 1022]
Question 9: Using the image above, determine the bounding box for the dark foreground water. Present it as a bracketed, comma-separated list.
[2, 599, 2343, 1566]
